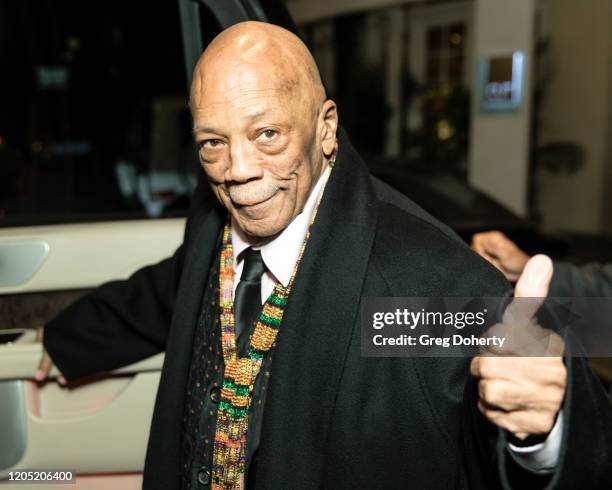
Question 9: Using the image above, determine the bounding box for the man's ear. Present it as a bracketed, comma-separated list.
[319, 99, 338, 157]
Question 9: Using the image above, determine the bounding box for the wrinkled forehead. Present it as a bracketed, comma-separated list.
[190, 61, 313, 126]
[193, 62, 296, 104]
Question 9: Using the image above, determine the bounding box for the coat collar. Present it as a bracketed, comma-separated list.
[256, 128, 380, 486]
[143, 187, 225, 489]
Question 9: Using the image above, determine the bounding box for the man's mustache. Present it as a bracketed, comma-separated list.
[227, 181, 280, 206]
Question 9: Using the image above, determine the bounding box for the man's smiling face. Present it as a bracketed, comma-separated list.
[190, 22, 337, 239]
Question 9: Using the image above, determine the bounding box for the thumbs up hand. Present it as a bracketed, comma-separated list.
[470, 255, 567, 440]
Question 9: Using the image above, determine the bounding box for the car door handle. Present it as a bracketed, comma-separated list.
[0, 240, 50, 288]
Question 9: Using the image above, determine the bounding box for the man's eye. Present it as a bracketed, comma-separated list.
[199, 139, 224, 150]
[259, 129, 278, 140]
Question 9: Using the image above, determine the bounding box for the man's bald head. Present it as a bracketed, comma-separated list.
[190, 21, 325, 113]
[189, 21, 338, 239]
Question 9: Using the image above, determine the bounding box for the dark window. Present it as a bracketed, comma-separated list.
[425, 22, 467, 88]
[199, 3, 225, 50]
[0, 0, 203, 227]
[257, 0, 300, 35]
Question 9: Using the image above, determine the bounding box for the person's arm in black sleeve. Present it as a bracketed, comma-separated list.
[496, 353, 612, 489]
[42, 240, 185, 381]
[550, 261, 612, 297]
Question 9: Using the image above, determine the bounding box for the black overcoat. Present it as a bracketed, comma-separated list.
[45, 130, 612, 489]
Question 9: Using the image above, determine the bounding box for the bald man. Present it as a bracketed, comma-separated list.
[40, 22, 611, 490]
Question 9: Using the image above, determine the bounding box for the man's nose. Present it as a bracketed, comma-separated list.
[226, 141, 263, 183]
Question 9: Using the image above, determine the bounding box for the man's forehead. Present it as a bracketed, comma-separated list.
[191, 44, 314, 102]
[192, 89, 292, 116]
[190, 53, 315, 129]
[191, 93, 298, 134]
[193, 63, 298, 101]
[191, 74, 307, 120]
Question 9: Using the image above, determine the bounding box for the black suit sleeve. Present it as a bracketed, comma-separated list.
[460, 291, 612, 489]
[492, 352, 612, 489]
[43, 239, 186, 381]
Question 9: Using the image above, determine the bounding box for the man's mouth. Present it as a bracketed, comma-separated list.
[233, 191, 277, 208]
[227, 183, 280, 207]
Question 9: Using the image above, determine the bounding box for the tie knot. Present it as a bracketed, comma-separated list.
[240, 248, 265, 281]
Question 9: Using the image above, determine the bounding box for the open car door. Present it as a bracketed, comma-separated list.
[0, 219, 183, 489]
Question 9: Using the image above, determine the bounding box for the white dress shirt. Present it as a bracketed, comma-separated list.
[230, 163, 562, 473]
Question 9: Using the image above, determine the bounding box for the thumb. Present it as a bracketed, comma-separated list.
[515, 254, 553, 298]
[502, 254, 553, 325]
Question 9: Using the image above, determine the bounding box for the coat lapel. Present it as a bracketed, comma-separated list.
[143, 190, 225, 489]
[256, 130, 379, 488]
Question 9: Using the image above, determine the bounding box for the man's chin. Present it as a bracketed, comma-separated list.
[234, 215, 288, 240]
[229, 194, 293, 238]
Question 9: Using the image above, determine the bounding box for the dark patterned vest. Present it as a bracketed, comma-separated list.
[180, 242, 275, 489]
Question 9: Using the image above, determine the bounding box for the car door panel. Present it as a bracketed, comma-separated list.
[0, 220, 177, 487]
[0, 219, 185, 295]
[0, 330, 165, 483]
[0, 474, 143, 490]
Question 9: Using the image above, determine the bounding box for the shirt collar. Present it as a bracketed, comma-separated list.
[232, 165, 331, 287]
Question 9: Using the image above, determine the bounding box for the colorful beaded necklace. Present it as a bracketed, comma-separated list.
[211, 156, 335, 489]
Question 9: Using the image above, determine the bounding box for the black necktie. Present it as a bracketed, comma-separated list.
[234, 248, 266, 356]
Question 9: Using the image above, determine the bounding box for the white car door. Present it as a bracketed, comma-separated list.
[0, 220, 184, 489]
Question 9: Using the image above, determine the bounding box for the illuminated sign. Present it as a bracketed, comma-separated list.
[478, 51, 525, 112]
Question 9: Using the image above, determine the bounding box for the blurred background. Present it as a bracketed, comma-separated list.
[1, 0, 612, 264]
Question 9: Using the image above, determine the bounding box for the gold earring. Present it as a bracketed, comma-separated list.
[328, 140, 338, 168]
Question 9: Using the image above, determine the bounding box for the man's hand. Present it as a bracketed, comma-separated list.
[471, 231, 530, 282]
[470, 255, 567, 440]
[35, 327, 66, 385]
